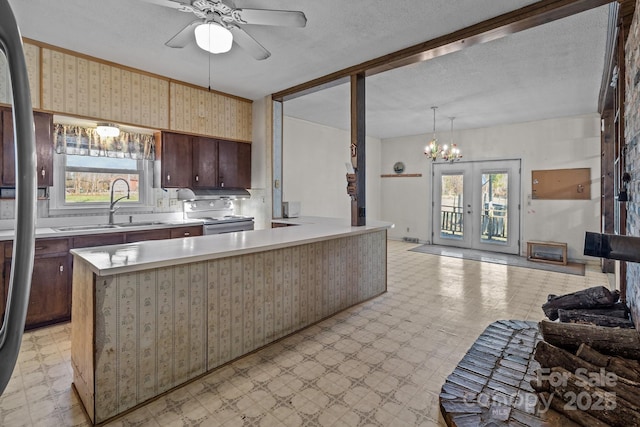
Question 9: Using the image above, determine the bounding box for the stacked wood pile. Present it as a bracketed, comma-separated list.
[542, 286, 632, 328]
[532, 286, 640, 426]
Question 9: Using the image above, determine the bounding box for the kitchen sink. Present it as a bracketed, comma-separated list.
[113, 221, 166, 227]
[53, 222, 167, 232]
[53, 224, 120, 232]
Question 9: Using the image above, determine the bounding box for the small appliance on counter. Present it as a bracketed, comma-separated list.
[282, 201, 301, 218]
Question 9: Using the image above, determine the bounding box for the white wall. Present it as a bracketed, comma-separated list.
[381, 114, 601, 261]
[282, 116, 381, 220]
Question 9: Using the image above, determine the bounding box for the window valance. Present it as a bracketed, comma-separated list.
[54, 124, 155, 160]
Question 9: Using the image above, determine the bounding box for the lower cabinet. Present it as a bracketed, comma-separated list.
[125, 228, 171, 243]
[1, 225, 204, 331]
[3, 238, 71, 330]
[170, 225, 203, 238]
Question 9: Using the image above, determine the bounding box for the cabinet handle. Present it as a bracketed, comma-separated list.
[41, 167, 45, 178]
[184, 232, 190, 236]
[59, 264, 64, 273]
[195, 175, 199, 182]
[35, 246, 45, 251]
[167, 174, 171, 182]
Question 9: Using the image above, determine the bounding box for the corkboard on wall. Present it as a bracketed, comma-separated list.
[531, 168, 590, 200]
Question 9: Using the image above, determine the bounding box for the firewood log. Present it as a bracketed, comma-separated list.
[557, 310, 634, 328]
[542, 286, 617, 320]
[534, 341, 640, 407]
[539, 392, 612, 427]
[576, 344, 640, 384]
[543, 367, 640, 427]
[539, 319, 640, 360]
[558, 306, 629, 319]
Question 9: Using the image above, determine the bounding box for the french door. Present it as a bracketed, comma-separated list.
[432, 160, 521, 254]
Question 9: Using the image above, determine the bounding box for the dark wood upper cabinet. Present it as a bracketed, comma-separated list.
[192, 137, 218, 188]
[218, 139, 251, 189]
[161, 132, 193, 188]
[1, 108, 54, 187]
[162, 131, 251, 189]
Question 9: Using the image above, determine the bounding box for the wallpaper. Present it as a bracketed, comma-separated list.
[88, 230, 386, 422]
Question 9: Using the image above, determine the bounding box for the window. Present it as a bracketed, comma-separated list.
[51, 153, 152, 212]
[50, 122, 155, 213]
[64, 155, 140, 204]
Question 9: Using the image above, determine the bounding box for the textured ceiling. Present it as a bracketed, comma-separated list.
[9, 0, 610, 139]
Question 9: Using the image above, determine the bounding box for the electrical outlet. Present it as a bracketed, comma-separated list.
[0, 200, 14, 219]
[170, 199, 177, 207]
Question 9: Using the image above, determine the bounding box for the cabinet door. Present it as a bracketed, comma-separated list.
[192, 137, 218, 188]
[72, 233, 126, 249]
[35, 112, 54, 187]
[170, 225, 203, 238]
[4, 255, 71, 330]
[125, 229, 171, 243]
[2, 109, 54, 187]
[218, 140, 251, 188]
[161, 132, 192, 188]
[0, 262, 4, 329]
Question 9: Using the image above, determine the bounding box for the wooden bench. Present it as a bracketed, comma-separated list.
[526, 241, 568, 266]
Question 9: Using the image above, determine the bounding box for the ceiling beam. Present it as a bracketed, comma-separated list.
[272, 0, 613, 102]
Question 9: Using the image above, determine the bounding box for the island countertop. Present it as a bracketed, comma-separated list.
[71, 217, 393, 276]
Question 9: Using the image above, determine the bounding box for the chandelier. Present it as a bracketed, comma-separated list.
[441, 117, 462, 163]
[424, 107, 461, 162]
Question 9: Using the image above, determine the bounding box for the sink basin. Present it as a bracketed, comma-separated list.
[113, 221, 165, 227]
[53, 224, 119, 232]
[53, 222, 166, 232]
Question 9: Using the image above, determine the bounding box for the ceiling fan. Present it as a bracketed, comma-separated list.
[141, 0, 307, 60]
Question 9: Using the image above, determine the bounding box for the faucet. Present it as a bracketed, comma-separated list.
[108, 178, 130, 225]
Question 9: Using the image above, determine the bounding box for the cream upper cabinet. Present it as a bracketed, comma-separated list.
[3, 40, 252, 143]
[0, 42, 40, 109]
[40, 48, 170, 130]
[170, 82, 252, 142]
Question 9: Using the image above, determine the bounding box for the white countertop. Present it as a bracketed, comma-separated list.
[71, 217, 393, 276]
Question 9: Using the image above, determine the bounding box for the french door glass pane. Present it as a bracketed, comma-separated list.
[480, 172, 508, 243]
[440, 174, 464, 239]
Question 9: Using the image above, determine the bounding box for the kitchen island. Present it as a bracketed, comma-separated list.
[70, 219, 390, 424]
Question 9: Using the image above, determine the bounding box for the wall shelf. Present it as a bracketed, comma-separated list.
[380, 173, 422, 178]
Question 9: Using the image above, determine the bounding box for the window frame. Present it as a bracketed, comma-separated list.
[49, 151, 154, 215]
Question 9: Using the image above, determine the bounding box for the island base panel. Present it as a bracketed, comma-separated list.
[72, 229, 387, 424]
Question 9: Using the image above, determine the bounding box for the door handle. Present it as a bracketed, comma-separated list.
[0, 0, 38, 396]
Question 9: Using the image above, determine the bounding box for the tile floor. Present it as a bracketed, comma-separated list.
[0, 240, 611, 426]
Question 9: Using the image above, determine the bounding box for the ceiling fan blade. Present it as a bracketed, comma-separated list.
[139, 0, 192, 11]
[165, 20, 201, 48]
[233, 9, 307, 27]
[228, 26, 271, 60]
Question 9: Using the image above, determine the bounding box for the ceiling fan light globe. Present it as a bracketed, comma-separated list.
[195, 22, 233, 54]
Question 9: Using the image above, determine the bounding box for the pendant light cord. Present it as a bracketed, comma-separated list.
[431, 106, 437, 140]
[208, 22, 212, 92]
